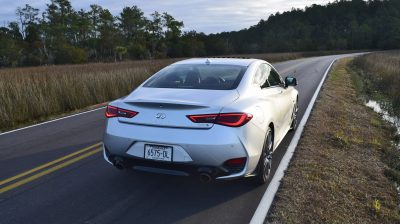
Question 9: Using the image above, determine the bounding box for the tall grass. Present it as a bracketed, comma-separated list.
[352, 51, 400, 116]
[0, 50, 362, 131]
[0, 59, 175, 130]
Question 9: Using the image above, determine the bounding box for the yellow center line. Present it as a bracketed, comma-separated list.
[0, 142, 102, 187]
[0, 147, 102, 194]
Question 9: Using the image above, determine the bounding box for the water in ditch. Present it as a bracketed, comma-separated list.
[365, 100, 400, 148]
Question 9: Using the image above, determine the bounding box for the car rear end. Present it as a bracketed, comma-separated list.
[103, 59, 260, 180]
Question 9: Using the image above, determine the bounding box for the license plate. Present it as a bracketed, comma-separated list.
[144, 144, 173, 162]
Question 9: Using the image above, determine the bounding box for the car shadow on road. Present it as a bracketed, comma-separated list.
[87, 167, 267, 224]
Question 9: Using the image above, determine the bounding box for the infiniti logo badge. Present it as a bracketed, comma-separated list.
[155, 113, 166, 119]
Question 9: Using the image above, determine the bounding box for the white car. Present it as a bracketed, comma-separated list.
[103, 58, 298, 184]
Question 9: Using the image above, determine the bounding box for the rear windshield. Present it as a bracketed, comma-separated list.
[143, 64, 247, 90]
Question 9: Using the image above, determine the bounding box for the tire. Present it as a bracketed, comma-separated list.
[255, 127, 273, 184]
[289, 101, 298, 131]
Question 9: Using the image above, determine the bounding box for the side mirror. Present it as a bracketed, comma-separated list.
[284, 76, 297, 88]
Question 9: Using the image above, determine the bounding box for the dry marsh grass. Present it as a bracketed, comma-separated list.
[352, 51, 400, 115]
[352, 50, 400, 190]
[269, 59, 400, 223]
[0, 50, 361, 131]
[0, 59, 175, 130]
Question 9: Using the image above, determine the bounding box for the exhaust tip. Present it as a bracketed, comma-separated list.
[114, 163, 124, 170]
[112, 157, 126, 170]
[199, 173, 212, 183]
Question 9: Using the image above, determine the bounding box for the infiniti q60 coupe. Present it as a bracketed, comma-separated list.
[103, 58, 298, 184]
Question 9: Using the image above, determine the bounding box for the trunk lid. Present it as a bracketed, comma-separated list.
[117, 87, 239, 129]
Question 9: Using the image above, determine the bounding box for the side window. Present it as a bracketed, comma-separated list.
[253, 64, 270, 88]
[267, 67, 283, 86]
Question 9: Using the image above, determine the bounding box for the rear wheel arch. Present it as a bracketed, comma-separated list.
[256, 122, 274, 161]
[290, 96, 299, 131]
[268, 122, 275, 150]
[255, 122, 274, 184]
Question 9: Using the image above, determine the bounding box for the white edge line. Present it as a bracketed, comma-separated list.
[0, 107, 106, 136]
[250, 59, 337, 224]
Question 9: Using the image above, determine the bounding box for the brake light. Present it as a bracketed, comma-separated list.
[216, 113, 253, 127]
[105, 105, 118, 118]
[187, 114, 218, 123]
[105, 105, 138, 118]
[186, 113, 252, 127]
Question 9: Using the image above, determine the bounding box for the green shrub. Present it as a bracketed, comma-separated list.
[55, 44, 88, 64]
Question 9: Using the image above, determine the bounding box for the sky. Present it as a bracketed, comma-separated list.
[0, 0, 333, 34]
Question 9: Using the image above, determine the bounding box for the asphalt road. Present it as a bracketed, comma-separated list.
[0, 53, 362, 224]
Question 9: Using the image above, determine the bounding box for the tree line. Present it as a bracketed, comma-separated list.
[217, 0, 400, 54]
[0, 0, 399, 67]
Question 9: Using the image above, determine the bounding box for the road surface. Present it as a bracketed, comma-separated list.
[0, 53, 361, 224]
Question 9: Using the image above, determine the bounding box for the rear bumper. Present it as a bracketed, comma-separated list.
[103, 145, 249, 179]
[103, 119, 263, 179]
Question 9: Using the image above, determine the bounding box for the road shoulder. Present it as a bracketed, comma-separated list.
[268, 58, 400, 223]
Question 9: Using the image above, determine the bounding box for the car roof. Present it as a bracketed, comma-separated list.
[173, 58, 261, 67]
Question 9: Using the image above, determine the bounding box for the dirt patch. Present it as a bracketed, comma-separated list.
[268, 59, 400, 223]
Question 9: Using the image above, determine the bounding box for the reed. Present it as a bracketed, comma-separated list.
[0, 59, 175, 129]
[352, 51, 400, 115]
[0, 51, 362, 130]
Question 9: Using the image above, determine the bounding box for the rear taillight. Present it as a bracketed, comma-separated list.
[186, 113, 253, 127]
[216, 113, 253, 127]
[186, 114, 218, 123]
[105, 105, 138, 118]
